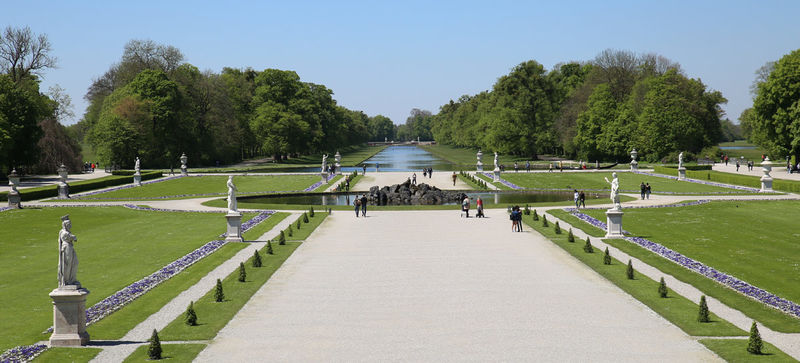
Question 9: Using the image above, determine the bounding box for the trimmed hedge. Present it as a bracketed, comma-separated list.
[657, 164, 713, 171]
[0, 171, 163, 201]
[652, 166, 800, 193]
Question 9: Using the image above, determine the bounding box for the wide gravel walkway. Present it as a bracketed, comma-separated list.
[196, 210, 720, 362]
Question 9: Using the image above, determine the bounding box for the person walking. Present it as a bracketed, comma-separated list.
[510, 206, 518, 232]
[345, 179, 350, 191]
[462, 195, 470, 218]
[549, 163, 553, 172]
[574, 189, 580, 209]
[645, 183, 651, 199]
[423, 168, 427, 178]
[514, 162, 519, 172]
[452, 172, 457, 186]
[412, 173, 417, 185]
[526, 161, 531, 172]
[736, 159, 740, 172]
[428, 167, 433, 178]
[353, 196, 361, 217]
[640, 182, 646, 200]
[362, 164, 367, 175]
[476, 196, 484, 218]
[360, 194, 368, 217]
[579, 190, 586, 208]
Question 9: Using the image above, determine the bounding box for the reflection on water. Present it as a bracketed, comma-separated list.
[239, 191, 606, 206]
[719, 146, 756, 150]
[260, 146, 454, 172]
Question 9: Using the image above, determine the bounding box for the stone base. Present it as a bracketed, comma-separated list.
[493, 169, 500, 182]
[630, 161, 638, 171]
[605, 208, 624, 238]
[133, 173, 142, 186]
[7, 191, 21, 209]
[476, 162, 483, 172]
[49, 286, 90, 347]
[225, 212, 243, 243]
[58, 183, 70, 199]
[181, 167, 188, 176]
[335, 164, 341, 175]
[677, 167, 686, 181]
[760, 176, 773, 193]
[320, 172, 328, 182]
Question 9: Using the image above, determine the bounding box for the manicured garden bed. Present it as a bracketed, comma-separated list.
[502, 171, 752, 194]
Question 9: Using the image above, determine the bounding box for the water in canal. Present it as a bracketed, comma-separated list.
[239, 190, 605, 206]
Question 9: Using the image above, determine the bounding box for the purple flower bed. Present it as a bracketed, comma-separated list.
[563, 200, 800, 318]
[304, 174, 335, 192]
[480, 172, 524, 190]
[0, 344, 47, 363]
[633, 170, 762, 192]
[0, 206, 12, 213]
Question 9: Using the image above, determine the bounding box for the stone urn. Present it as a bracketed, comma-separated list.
[180, 153, 188, 176]
[57, 164, 70, 199]
[630, 148, 638, 171]
[7, 168, 21, 208]
[760, 157, 773, 192]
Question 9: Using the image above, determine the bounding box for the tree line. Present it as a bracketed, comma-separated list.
[422, 50, 732, 162]
[75, 39, 396, 169]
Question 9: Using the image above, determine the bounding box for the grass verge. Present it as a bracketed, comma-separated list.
[122, 343, 206, 362]
[33, 347, 102, 363]
[524, 213, 746, 337]
[699, 339, 796, 362]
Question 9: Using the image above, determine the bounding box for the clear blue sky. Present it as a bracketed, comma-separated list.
[3, 0, 798, 126]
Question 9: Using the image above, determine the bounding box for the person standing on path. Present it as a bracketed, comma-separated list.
[423, 169, 427, 178]
[526, 161, 531, 172]
[579, 190, 586, 208]
[360, 194, 368, 217]
[640, 182, 646, 200]
[736, 159, 740, 172]
[429, 167, 433, 178]
[514, 162, 519, 172]
[412, 173, 417, 185]
[452, 172, 457, 186]
[462, 195, 470, 218]
[362, 164, 367, 175]
[345, 179, 350, 191]
[645, 183, 651, 199]
[574, 189, 580, 209]
[476, 197, 484, 218]
[354, 197, 361, 217]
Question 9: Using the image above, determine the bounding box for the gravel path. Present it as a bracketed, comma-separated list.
[195, 210, 720, 362]
[89, 212, 301, 363]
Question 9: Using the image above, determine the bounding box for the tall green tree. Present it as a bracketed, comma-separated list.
[750, 49, 800, 161]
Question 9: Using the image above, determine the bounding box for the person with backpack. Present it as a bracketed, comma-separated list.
[461, 195, 470, 218]
[354, 196, 361, 217]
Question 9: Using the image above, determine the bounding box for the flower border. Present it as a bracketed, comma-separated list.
[0, 344, 47, 363]
[562, 200, 800, 318]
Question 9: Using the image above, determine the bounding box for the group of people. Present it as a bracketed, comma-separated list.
[572, 190, 586, 208]
[639, 182, 652, 199]
[509, 206, 523, 232]
[82, 162, 98, 173]
[353, 194, 368, 217]
[461, 195, 484, 218]
[422, 167, 433, 178]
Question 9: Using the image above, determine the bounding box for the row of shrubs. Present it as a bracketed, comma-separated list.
[335, 171, 359, 192]
[531, 209, 766, 355]
[459, 171, 488, 189]
[0, 171, 163, 202]
[653, 165, 800, 193]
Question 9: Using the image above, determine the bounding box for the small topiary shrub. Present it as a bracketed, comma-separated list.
[542, 215, 548, 227]
[603, 247, 611, 264]
[554, 221, 561, 234]
[287, 224, 293, 237]
[697, 295, 710, 323]
[532, 210, 539, 221]
[583, 237, 594, 253]
[626, 260, 635, 280]
[214, 278, 224, 302]
[567, 229, 575, 242]
[303, 212, 309, 223]
[184, 301, 197, 326]
[148, 329, 162, 360]
[658, 277, 668, 298]
[523, 205, 530, 215]
[238, 262, 246, 282]
[267, 240, 274, 254]
[252, 249, 262, 267]
[747, 321, 763, 354]
[278, 230, 286, 245]
[309, 207, 315, 218]
[296, 217, 302, 229]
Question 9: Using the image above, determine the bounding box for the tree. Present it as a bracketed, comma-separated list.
[368, 114, 395, 141]
[0, 26, 57, 83]
[750, 49, 800, 161]
[0, 75, 51, 172]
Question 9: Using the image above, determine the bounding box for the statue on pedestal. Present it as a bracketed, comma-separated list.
[678, 152, 684, 169]
[493, 152, 499, 171]
[134, 157, 140, 172]
[227, 176, 238, 212]
[58, 215, 80, 288]
[604, 172, 621, 210]
[321, 154, 328, 173]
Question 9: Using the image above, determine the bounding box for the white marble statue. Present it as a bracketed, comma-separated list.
[604, 172, 621, 209]
[57, 215, 80, 287]
[494, 152, 499, 170]
[227, 176, 237, 212]
[134, 157, 140, 172]
[678, 152, 684, 168]
[321, 154, 328, 173]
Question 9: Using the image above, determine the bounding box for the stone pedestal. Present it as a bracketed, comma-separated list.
[334, 151, 342, 175]
[58, 183, 70, 199]
[320, 172, 328, 182]
[49, 286, 90, 347]
[630, 160, 638, 171]
[180, 167, 188, 176]
[476, 162, 483, 172]
[605, 208, 624, 238]
[133, 172, 142, 187]
[225, 212, 243, 243]
[761, 176, 773, 192]
[7, 190, 21, 209]
[493, 169, 500, 182]
[677, 167, 686, 181]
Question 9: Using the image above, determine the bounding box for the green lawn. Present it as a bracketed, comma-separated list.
[33, 347, 102, 363]
[123, 343, 207, 362]
[699, 339, 796, 362]
[719, 141, 770, 162]
[502, 171, 749, 194]
[74, 175, 318, 200]
[0, 207, 253, 350]
[418, 144, 529, 166]
[523, 213, 745, 337]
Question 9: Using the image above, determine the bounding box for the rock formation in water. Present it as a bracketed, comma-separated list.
[367, 180, 465, 205]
